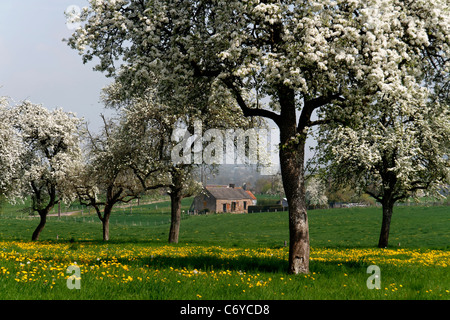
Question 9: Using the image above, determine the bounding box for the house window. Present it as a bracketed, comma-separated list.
[243, 201, 247, 210]
[223, 204, 227, 213]
[231, 202, 237, 212]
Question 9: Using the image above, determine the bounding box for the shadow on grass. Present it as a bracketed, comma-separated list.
[118, 253, 377, 274]
[4, 239, 388, 274]
[123, 255, 289, 273]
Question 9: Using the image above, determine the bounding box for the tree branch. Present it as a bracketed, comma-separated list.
[130, 165, 166, 191]
[298, 93, 344, 132]
[92, 204, 103, 221]
[307, 119, 332, 127]
[100, 113, 111, 139]
[85, 123, 100, 152]
[365, 189, 383, 202]
[221, 77, 282, 126]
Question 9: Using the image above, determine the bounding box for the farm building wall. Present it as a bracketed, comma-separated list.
[215, 199, 249, 213]
[193, 194, 217, 213]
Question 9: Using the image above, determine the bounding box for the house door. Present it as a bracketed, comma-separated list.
[223, 204, 227, 213]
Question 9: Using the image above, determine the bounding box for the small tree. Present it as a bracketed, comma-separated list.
[12, 101, 83, 241]
[75, 115, 167, 241]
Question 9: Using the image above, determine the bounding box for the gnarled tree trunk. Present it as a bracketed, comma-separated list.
[278, 87, 310, 274]
[31, 211, 48, 241]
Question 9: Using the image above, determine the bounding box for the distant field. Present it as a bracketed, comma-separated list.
[0, 198, 448, 299]
[1, 199, 448, 249]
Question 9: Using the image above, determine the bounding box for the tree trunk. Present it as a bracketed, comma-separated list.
[168, 189, 183, 244]
[280, 103, 309, 274]
[102, 217, 110, 241]
[225, 77, 311, 273]
[378, 198, 394, 248]
[102, 206, 112, 241]
[279, 129, 310, 274]
[32, 211, 48, 241]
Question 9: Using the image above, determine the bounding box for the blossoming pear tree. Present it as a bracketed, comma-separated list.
[11, 101, 83, 241]
[68, 0, 449, 273]
[317, 98, 449, 248]
[315, 48, 450, 248]
[305, 177, 328, 209]
[313, 1, 450, 248]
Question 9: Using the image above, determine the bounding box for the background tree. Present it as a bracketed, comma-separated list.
[12, 101, 83, 241]
[68, 0, 449, 273]
[305, 177, 328, 209]
[254, 174, 284, 197]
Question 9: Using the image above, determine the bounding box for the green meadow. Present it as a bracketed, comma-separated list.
[0, 197, 449, 300]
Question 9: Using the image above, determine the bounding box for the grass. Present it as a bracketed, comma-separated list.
[0, 198, 449, 300]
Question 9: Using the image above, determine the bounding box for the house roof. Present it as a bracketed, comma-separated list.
[246, 190, 257, 200]
[205, 185, 255, 200]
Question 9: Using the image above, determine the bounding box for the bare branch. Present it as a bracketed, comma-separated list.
[221, 77, 282, 126]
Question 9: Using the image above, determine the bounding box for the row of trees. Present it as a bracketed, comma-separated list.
[0, 95, 248, 242]
[1, 0, 448, 276]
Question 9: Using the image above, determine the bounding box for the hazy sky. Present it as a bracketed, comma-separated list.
[0, 0, 112, 131]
